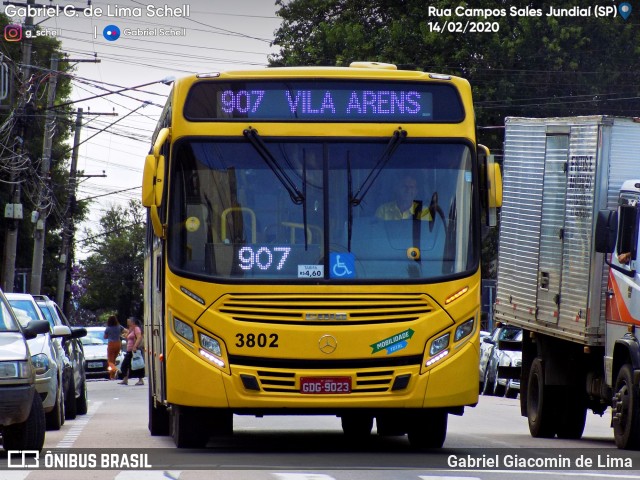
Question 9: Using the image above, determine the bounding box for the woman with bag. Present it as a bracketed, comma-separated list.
[103, 315, 124, 380]
[118, 317, 145, 386]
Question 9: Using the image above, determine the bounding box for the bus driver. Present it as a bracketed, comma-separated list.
[375, 175, 432, 221]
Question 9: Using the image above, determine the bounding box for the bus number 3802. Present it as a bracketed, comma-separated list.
[236, 333, 279, 348]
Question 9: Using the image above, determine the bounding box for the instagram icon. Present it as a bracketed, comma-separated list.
[4, 24, 22, 42]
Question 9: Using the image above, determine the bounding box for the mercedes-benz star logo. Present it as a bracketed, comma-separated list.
[318, 334, 338, 354]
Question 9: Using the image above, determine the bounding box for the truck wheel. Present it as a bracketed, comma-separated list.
[613, 364, 640, 449]
[341, 414, 373, 437]
[407, 410, 448, 450]
[3, 393, 46, 451]
[171, 405, 210, 448]
[527, 357, 556, 438]
[556, 386, 586, 439]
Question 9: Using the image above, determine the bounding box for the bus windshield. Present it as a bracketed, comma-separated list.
[168, 139, 476, 282]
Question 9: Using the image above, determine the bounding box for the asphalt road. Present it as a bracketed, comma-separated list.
[2, 378, 639, 480]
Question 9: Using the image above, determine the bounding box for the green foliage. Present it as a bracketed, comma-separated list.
[271, 0, 640, 130]
[76, 201, 144, 323]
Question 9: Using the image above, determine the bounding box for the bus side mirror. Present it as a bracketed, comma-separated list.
[479, 145, 502, 227]
[142, 128, 170, 238]
[142, 154, 157, 207]
[595, 209, 617, 253]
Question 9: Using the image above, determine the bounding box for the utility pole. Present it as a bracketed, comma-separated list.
[2, 0, 34, 292]
[56, 109, 114, 310]
[29, 55, 57, 295]
[29, 56, 100, 296]
[56, 107, 82, 307]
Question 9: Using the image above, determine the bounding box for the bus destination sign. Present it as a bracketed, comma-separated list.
[184, 80, 464, 123]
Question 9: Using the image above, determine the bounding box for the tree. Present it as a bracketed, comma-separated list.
[270, 0, 640, 131]
[75, 201, 144, 322]
[0, 14, 87, 295]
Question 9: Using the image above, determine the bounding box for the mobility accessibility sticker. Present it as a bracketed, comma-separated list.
[370, 328, 414, 355]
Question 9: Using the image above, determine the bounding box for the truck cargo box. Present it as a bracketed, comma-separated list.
[494, 116, 640, 345]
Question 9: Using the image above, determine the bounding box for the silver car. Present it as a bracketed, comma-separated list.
[34, 295, 88, 418]
[0, 289, 50, 450]
[5, 293, 71, 431]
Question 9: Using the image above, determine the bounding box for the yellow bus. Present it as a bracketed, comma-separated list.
[142, 62, 502, 449]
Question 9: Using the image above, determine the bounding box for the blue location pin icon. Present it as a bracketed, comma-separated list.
[619, 3, 632, 20]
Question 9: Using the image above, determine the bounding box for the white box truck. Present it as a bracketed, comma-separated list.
[494, 116, 640, 449]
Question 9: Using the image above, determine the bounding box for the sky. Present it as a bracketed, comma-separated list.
[2, 0, 283, 258]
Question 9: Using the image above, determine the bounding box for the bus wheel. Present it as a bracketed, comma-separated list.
[555, 386, 586, 439]
[171, 405, 210, 448]
[527, 357, 556, 438]
[407, 409, 447, 450]
[148, 390, 170, 436]
[613, 364, 640, 449]
[341, 414, 373, 437]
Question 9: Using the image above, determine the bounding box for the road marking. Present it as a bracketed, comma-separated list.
[273, 475, 336, 480]
[115, 472, 181, 479]
[56, 401, 103, 448]
[419, 477, 481, 480]
[0, 473, 30, 480]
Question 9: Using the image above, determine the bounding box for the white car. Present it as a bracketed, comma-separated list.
[82, 327, 110, 378]
[496, 330, 522, 399]
[5, 293, 71, 431]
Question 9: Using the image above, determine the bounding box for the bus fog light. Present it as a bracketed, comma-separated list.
[174, 318, 194, 342]
[426, 350, 449, 366]
[429, 333, 450, 356]
[455, 318, 474, 342]
[199, 348, 225, 368]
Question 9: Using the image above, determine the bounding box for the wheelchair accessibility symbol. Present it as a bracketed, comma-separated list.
[330, 253, 355, 279]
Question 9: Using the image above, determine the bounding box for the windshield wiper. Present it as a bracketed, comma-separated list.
[349, 127, 407, 207]
[243, 127, 305, 205]
[347, 128, 407, 251]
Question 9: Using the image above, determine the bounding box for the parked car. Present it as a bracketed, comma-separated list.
[496, 329, 522, 398]
[5, 293, 70, 431]
[479, 329, 497, 392]
[0, 289, 50, 450]
[33, 295, 88, 418]
[81, 327, 110, 378]
[480, 325, 521, 397]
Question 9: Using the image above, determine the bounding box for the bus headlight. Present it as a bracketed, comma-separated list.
[455, 318, 475, 342]
[426, 332, 450, 367]
[429, 332, 450, 356]
[199, 333, 225, 368]
[31, 354, 50, 375]
[174, 318, 194, 342]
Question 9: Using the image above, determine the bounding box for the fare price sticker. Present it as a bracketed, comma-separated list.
[298, 264, 324, 279]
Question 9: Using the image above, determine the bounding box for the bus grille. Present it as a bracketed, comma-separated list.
[214, 293, 434, 325]
[257, 370, 395, 393]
